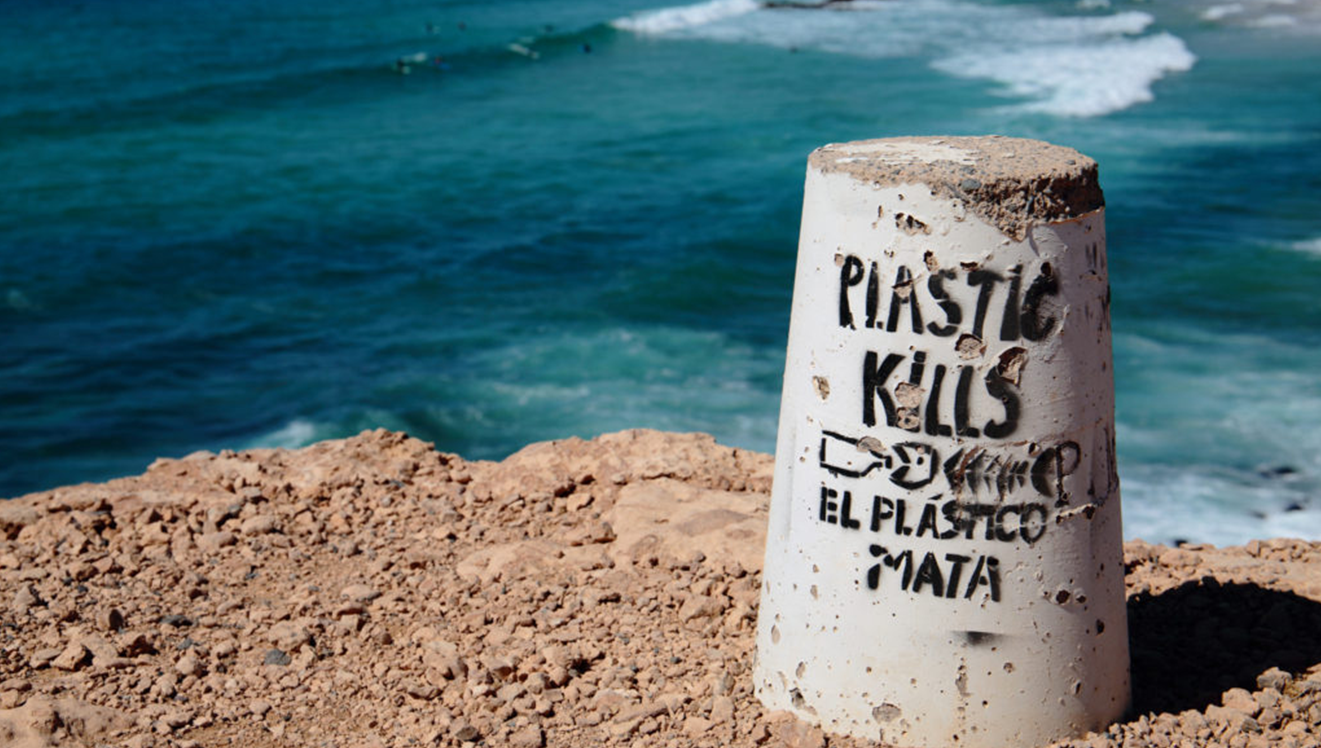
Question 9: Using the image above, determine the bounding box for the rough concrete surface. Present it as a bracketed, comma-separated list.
[810, 136, 1106, 240]
[2, 429, 1321, 748]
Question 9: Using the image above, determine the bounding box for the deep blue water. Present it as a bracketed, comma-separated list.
[2, 0, 1320, 545]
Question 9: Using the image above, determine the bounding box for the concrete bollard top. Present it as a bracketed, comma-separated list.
[809, 136, 1105, 240]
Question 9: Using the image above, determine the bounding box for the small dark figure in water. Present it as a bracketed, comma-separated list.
[583, 43, 592, 54]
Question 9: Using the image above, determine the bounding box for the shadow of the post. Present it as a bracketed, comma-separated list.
[1128, 577, 1321, 715]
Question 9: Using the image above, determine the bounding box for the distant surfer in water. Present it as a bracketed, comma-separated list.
[394, 52, 430, 74]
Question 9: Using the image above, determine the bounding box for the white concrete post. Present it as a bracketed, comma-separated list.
[755, 136, 1129, 747]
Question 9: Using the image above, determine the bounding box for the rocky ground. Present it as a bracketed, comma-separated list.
[2, 429, 1321, 748]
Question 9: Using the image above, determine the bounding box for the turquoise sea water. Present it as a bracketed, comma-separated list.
[2, 0, 1319, 545]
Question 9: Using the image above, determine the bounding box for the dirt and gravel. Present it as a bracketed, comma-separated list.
[3, 428, 1321, 748]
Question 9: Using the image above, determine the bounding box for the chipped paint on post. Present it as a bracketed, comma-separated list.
[754, 136, 1130, 747]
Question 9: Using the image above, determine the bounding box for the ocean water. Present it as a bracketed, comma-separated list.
[2, 0, 1319, 546]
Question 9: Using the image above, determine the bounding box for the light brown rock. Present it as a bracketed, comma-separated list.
[0, 696, 132, 748]
[339, 583, 381, 603]
[50, 642, 89, 672]
[174, 652, 202, 678]
[239, 514, 279, 535]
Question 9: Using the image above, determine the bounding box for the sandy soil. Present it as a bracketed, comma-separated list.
[3, 429, 1321, 748]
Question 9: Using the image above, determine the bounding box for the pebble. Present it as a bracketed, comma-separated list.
[11, 584, 43, 611]
[1257, 668, 1291, 691]
[710, 695, 735, 723]
[452, 720, 481, 742]
[1224, 688, 1261, 715]
[263, 649, 292, 667]
[240, 515, 280, 535]
[175, 652, 203, 678]
[340, 584, 381, 602]
[683, 716, 713, 736]
[51, 642, 89, 671]
[197, 531, 236, 552]
[120, 633, 156, 657]
[266, 620, 312, 651]
[509, 724, 544, 748]
[96, 607, 126, 632]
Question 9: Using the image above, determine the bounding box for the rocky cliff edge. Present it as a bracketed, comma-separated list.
[2, 429, 1321, 748]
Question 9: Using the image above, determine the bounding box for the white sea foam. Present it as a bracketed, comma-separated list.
[250, 419, 321, 450]
[1203, 3, 1247, 21]
[1113, 326, 1321, 544]
[1121, 465, 1321, 546]
[933, 31, 1196, 118]
[1251, 12, 1301, 26]
[925, 8, 1196, 117]
[1197, 0, 1321, 31]
[612, 0, 1195, 117]
[611, 0, 760, 35]
[1293, 237, 1321, 255]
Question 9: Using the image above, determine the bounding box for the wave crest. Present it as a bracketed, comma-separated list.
[612, 0, 1196, 118]
[611, 0, 761, 35]
[934, 30, 1197, 118]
